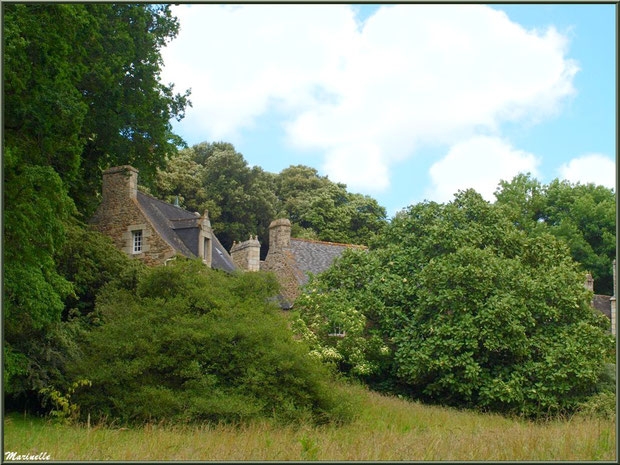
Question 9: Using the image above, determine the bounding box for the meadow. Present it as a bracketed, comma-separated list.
[4, 384, 615, 461]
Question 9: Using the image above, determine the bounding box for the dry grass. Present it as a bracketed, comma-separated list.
[3, 384, 616, 461]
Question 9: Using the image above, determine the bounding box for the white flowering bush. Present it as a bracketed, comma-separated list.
[292, 264, 395, 383]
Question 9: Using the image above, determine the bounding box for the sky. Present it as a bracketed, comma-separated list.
[160, 3, 616, 217]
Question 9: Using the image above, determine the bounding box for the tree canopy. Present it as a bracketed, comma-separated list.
[495, 174, 616, 295]
[3, 3, 188, 397]
[151, 142, 388, 256]
[294, 190, 614, 417]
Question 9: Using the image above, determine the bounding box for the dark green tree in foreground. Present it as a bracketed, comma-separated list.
[495, 174, 616, 295]
[294, 190, 614, 417]
[3, 3, 188, 397]
[68, 260, 354, 425]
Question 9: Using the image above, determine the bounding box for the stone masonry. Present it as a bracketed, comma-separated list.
[90, 166, 177, 266]
[230, 235, 261, 271]
[261, 219, 305, 305]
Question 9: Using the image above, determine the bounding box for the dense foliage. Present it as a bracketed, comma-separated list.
[4, 3, 189, 213]
[4, 226, 144, 404]
[3, 3, 614, 425]
[68, 260, 354, 425]
[151, 142, 388, 256]
[294, 190, 615, 417]
[495, 174, 616, 295]
[4, 3, 187, 398]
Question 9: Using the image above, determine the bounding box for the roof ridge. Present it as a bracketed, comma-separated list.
[291, 237, 368, 249]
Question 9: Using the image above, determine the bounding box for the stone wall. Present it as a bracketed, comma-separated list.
[230, 236, 261, 271]
[90, 166, 175, 266]
[261, 218, 301, 305]
[262, 249, 303, 306]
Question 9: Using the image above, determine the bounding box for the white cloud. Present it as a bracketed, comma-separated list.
[162, 4, 577, 191]
[558, 153, 616, 189]
[426, 136, 540, 202]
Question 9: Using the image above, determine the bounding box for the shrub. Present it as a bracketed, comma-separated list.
[56, 223, 145, 318]
[68, 259, 354, 425]
[577, 392, 616, 419]
[4, 223, 145, 410]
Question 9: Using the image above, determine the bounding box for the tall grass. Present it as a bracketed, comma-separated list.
[3, 384, 615, 461]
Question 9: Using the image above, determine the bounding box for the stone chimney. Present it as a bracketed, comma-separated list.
[584, 273, 594, 292]
[269, 218, 291, 251]
[102, 165, 138, 202]
[230, 235, 261, 272]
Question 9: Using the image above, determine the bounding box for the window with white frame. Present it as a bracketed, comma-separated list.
[132, 230, 143, 253]
[328, 323, 346, 337]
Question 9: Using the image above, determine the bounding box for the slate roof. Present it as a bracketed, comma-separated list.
[289, 238, 367, 285]
[136, 191, 236, 272]
[211, 234, 236, 273]
[592, 294, 611, 319]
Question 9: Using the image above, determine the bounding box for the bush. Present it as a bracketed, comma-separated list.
[68, 259, 354, 425]
[4, 223, 144, 407]
[56, 223, 145, 318]
[294, 190, 615, 417]
[577, 392, 616, 419]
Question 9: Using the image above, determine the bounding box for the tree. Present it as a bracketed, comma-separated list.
[495, 174, 616, 295]
[294, 190, 614, 416]
[151, 142, 279, 256]
[3, 3, 188, 399]
[4, 3, 190, 215]
[3, 154, 75, 395]
[152, 145, 388, 256]
[71, 4, 190, 215]
[276, 165, 387, 245]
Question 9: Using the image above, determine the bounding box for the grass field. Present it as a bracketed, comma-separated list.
[3, 384, 616, 461]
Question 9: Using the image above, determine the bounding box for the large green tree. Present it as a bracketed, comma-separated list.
[495, 174, 616, 295]
[3, 3, 188, 397]
[4, 3, 189, 215]
[294, 190, 614, 417]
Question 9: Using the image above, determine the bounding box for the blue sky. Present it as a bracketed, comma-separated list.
[161, 3, 616, 217]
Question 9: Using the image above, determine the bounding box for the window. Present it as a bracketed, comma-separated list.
[203, 237, 209, 260]
[132, 230, 142, 253]
[328, 324, 346, 337]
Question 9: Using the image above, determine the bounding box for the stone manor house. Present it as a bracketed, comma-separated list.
[91, 165, 617, 328]
[90, 165, 366, 307]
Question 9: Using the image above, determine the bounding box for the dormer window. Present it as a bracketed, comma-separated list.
[132, 230, 143, 253]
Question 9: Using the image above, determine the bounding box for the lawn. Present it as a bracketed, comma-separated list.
[3, 384, 615, 461]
